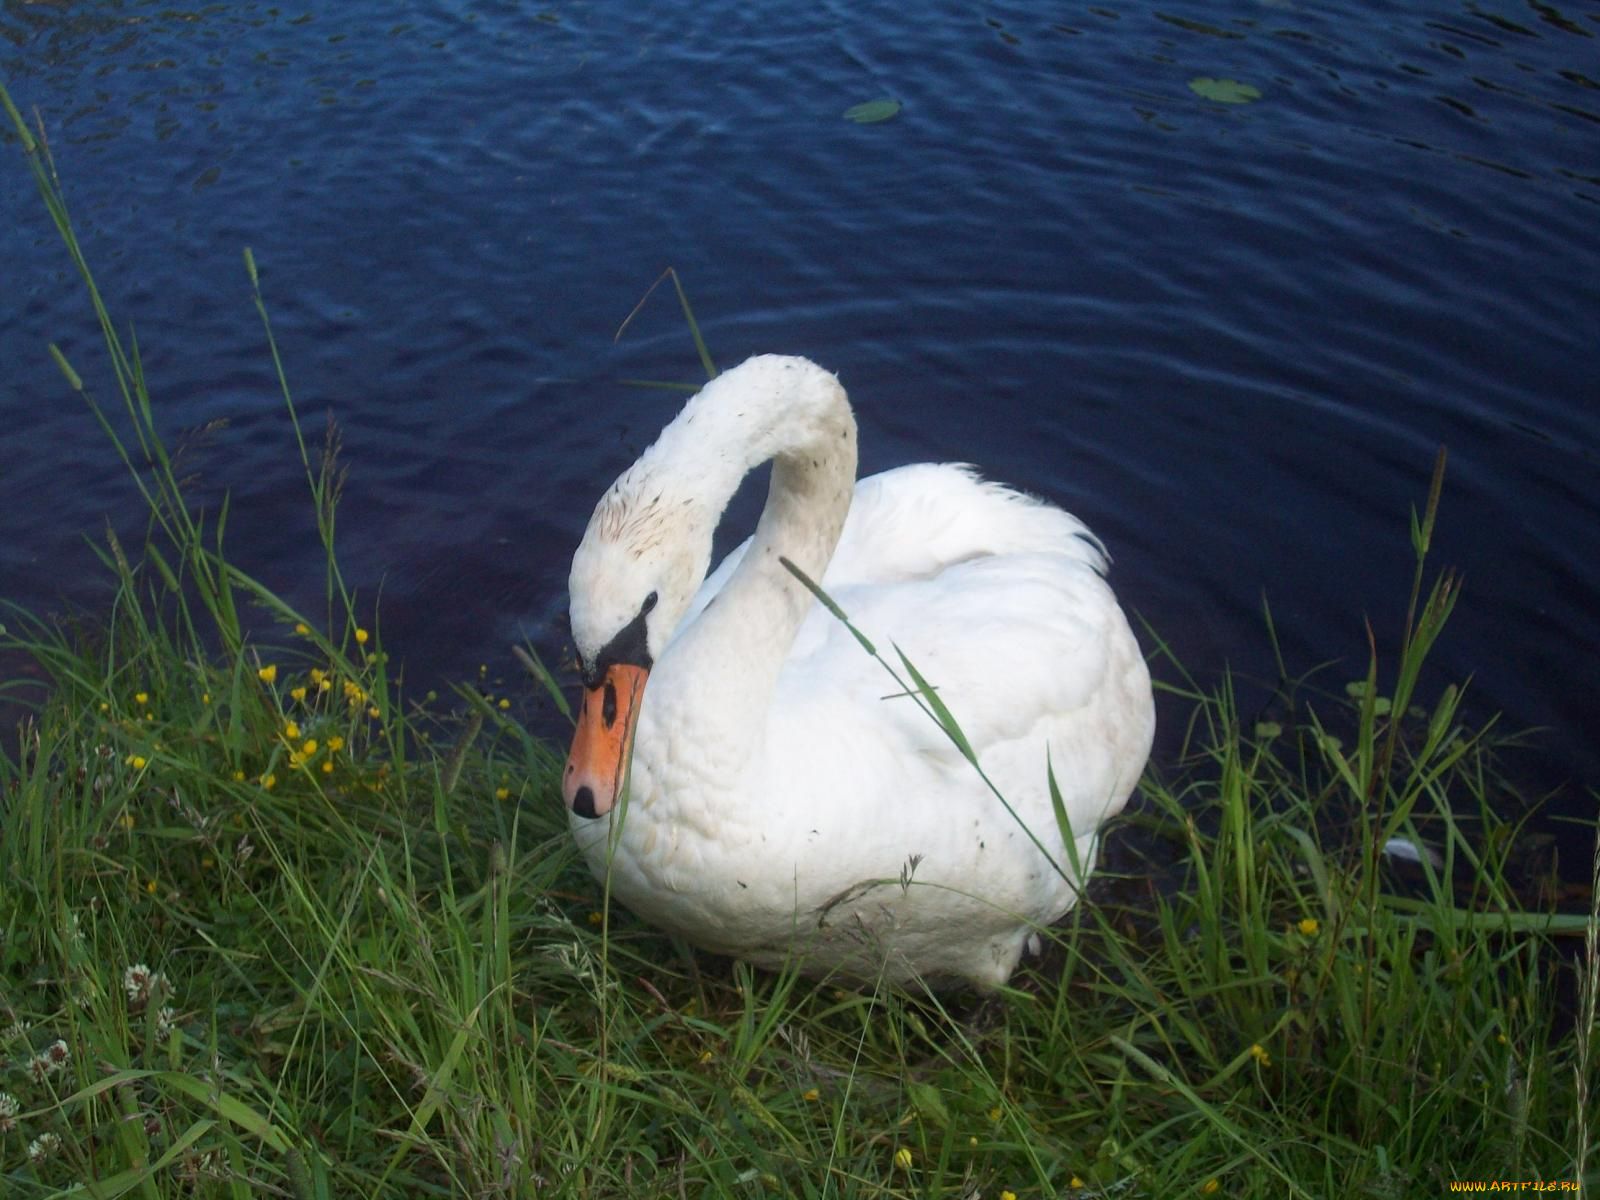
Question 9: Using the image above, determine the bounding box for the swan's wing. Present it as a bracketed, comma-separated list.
[677, 463, 1150, 835]
[794, 548, 1153, 834]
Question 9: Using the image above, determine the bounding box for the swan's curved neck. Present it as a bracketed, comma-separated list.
[648, 356, 857, 776]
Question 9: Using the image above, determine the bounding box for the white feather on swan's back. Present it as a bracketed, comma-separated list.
[681, 463, 1106, 629]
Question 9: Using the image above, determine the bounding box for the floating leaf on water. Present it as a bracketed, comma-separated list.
[843, 98, 902, 124]
[1188, 77, 1263, 104]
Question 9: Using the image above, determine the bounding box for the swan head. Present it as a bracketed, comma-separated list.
[563, 470, 716, 819]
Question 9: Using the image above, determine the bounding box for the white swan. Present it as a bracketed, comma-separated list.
[563, 355, 1154, 988]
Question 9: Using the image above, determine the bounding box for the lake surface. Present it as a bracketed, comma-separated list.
[3, 1, 1596, 813]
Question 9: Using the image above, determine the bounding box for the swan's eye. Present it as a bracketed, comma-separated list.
[641, 590, 659, 615]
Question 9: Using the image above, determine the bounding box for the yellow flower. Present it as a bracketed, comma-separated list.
[802, 1088, 820, 1102]
[309, 668, 326, 685]
[587, 911, 604, 926]
[99, 701, 110, 712]
[698, 1049, 714, 1064]
[134, 692, 149, 705]
[498, 698, 510, 710]
[294, 622, 310, 635]
[321, 760, 334, 774]
[1002, 1192, 1018, 1200]
[145, 879, 157, 894]
[1249, 1043, 1271, 1065]
[301, 740, 318, 756]
[988, 1106, 1002, 1123]
[1071, 1178, 1086, 1190]
[261, 773, 277, 789]
[126, 754, 148, 769]
[284, 721, 301, 740]
[118, 813, 135, 830]
[1297, 917, 1319, 936]
[257, 665, 277, 685]
[232, 770, 245, 781]
[318, 677, 332, 692]
[368, 705, 381, 719]
[495, 787, 510, 801]
[893, 1147, 912, 1171]
[354, 627, 369, 645]
[343, 680, 365, 703]
[201, 692, 210, 704]
[288, 752, 305, 769]
[969, 1136, 978, 1146]
[1202, 1180, 1221, 1195]
[327, 736, 345, 752]
[290, 686, 307, 702]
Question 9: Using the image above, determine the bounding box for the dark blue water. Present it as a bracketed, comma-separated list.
[3, 2, 1597, 808]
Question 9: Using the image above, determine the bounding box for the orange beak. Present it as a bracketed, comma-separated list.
[564, 663, 649, 819]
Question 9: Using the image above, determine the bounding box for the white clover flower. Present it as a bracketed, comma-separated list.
[124, 963, 154, 1004]
[29, 1038, 70, 1081]
[156, 1007, 177, 1039]
[124, 963, 167, 1008]
[0, 1091, 19, 1134]
[27, 1130, 61, 1161]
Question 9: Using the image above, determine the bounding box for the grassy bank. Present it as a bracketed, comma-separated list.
[2, 86, 1595, 1199]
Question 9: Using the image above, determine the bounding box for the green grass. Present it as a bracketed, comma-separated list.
[3, 83, 1595, 1198]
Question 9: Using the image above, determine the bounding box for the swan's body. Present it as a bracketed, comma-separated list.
[563, 355, 1153, 988]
